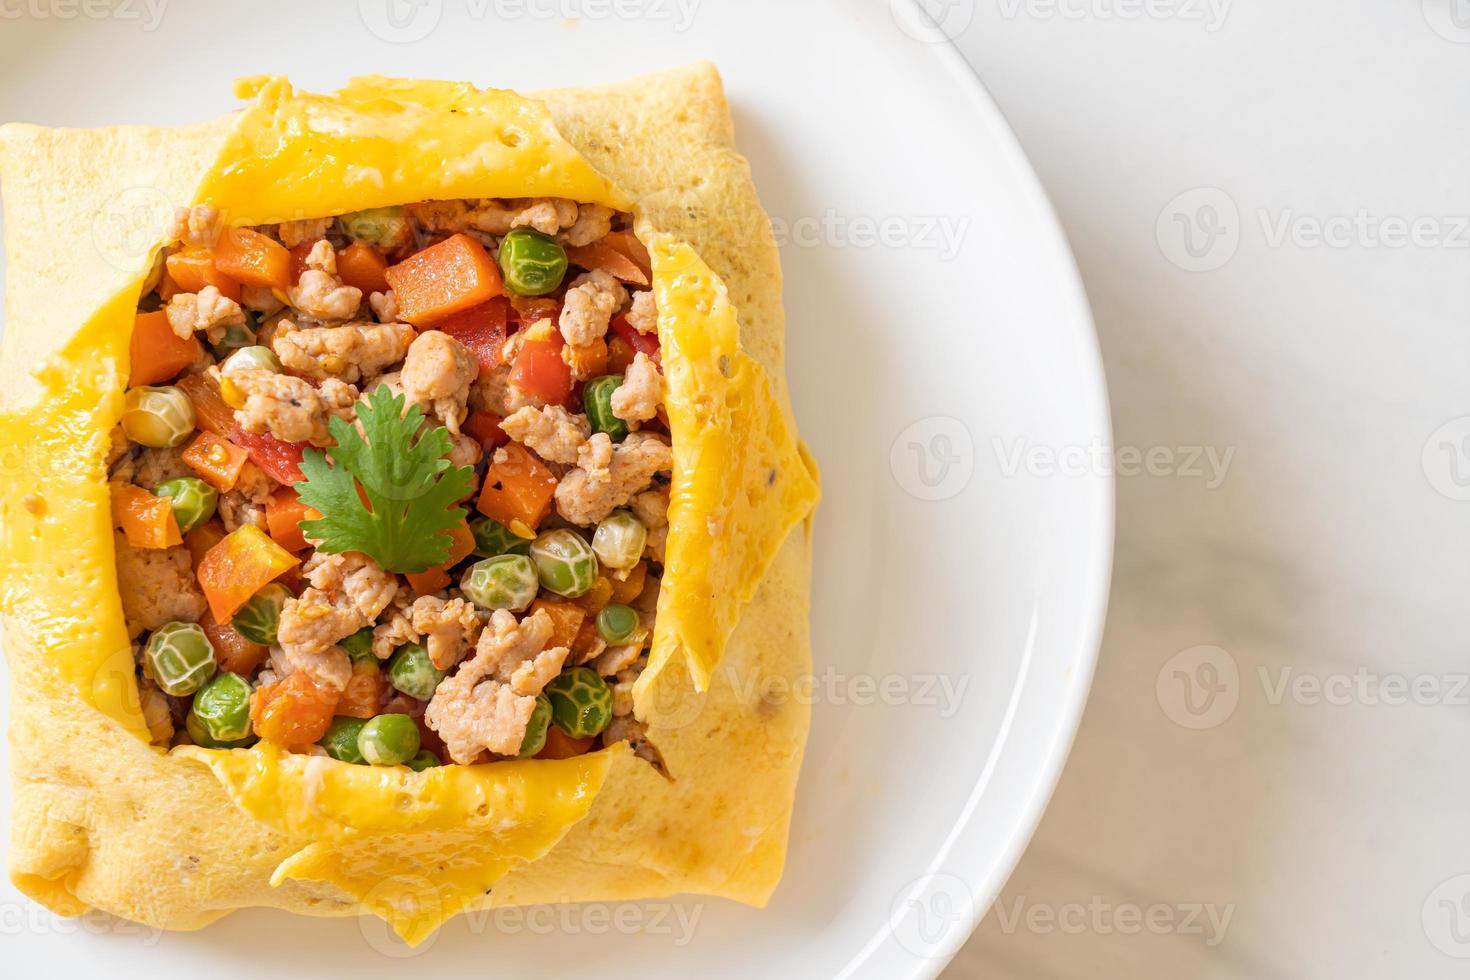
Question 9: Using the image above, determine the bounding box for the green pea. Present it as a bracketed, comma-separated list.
[358, 713, 421, 766]
[185, 710, 254, 750]
[497, 228, 567, 296]
[582, 375, 629, 442]
[405, 750, 442, 772]
[220, 344, 281, 378]
[461, 554, 539, 611]
[232, 583, 291, 646]
[340, 626, 377, 663]
[596, 604, 641, 645]
[340, 206, 411, 247]
[519, 694, 553, 757]
[208, 320, 258, 358]
[122, 386, 196, 448]
[388, 642, 448, 700]
[188, 671, 254, 743]
[319, 716, 369, 765]
[544, 667, 613, 739]
[529, 529, 597, 598]
[153, 477, 218, 534]
[470, 517, 533, 558]
[145, 621, 216, 697]
[591, 511, 646, 570]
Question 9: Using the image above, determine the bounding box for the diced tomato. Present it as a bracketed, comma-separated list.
[511, 325, 573, 405]
[385, 232, 504, 326]
[229, 423, 308, 485]
[129, 310, 202, 386]
[508, 294, 560, 324]
[609, 314, 660, 369]
[462, 411, 509, 453]
[606, 335, 636, 374]
[336, 240, 392, 294]
[288, 241, 319, 284]
[436, 296, 510, 373]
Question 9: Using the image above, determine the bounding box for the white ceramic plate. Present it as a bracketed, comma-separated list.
[0, 2, 1111, 976]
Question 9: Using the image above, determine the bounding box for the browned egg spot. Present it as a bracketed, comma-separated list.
[22, 493, 45, 516]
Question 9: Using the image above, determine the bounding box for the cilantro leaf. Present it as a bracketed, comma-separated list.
[295, 385, 475, 573]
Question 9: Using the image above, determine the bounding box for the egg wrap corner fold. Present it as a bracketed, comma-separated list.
[0, 61, 817, 941]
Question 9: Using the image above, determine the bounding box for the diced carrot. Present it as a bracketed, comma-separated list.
[404, 521, 476, 595]
[573, 576, 613, 616]
[265, 487, 321, 553]
[476, 443, 558, 532]
[563, 337, 608, 379]
[565, 241, 649, 286]
[251, 672, 339, 745]
[229, 423, 308, 485]
[176, 372, 236, 436]
[164, 247, 241, 301]
[606, 335, 636, 374]
[571, 618, 602, 658]
[537, 727, 595, 760]
[197, 524, 300, 622]
[339, 660, 387, 719]
[385, 233, 504, 326]
[213, 226, 291, 290]
[129, 310, 201, 386]
[200, 611, 267, 676]
[608, 561, 648, 604]
[436, 296, 509, 373]
[112, 483, 182, 549]
[510, 322, 572, 405]
[529, 598, 586, 650]
[184, 519, 227, 570]
[600, 230, 651, 279]
[181, 432, 249, 492]
[157, 270, 181, 302]
[336, 241, 392, 294]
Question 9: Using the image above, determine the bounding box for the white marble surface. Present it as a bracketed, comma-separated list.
[942, 1, 1470, 976]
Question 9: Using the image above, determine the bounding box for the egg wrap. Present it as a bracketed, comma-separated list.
[0, 63, 819, 944]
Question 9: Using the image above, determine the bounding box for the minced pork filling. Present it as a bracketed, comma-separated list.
[111, 197, 669, 773]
